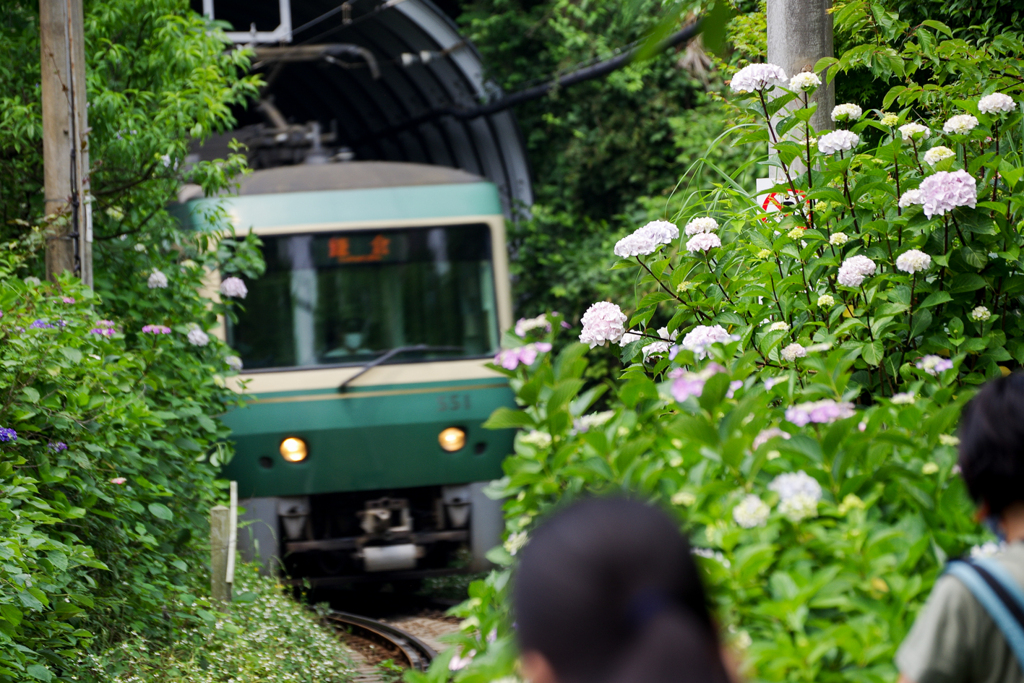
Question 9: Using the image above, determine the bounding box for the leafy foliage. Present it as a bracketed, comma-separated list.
[409, 10, 1024, 683]
[0, 1, 264, 680]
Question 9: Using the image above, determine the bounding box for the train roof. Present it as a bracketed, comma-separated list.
[234, 162, 486, 196]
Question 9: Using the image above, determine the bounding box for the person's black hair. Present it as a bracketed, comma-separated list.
[958, 372, 1024, 515]
[513, 497, 731, 683]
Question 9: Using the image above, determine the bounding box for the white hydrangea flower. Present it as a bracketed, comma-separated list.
[916, 354, 954, 376]
[219, 276, 248, 299]
[187, 327, 210, 347]
[24, 276, 41, 286]
[147, 269, 169, 289]
[939, 434, 960, 446]
[730, 63, 787, 93]
[837, 255, 876, 287]
[613, 220, 679, 258]
[891, 392, 915, 405]
[753, 426, 790, 450]
[789, 72, 821, 92]
[681, 324, 733, 360]
[786, 227, 805, 240]
[515, 314, 550, 337]
[970, 305, 992, 322]
[769, 470, 823, 502]
[880, 113, 899, 126]
[817, 130, 860, 155]
[831, 103, 863, 123]
[684, 217, 719, 236]
[978, 93, 1016, 115]
[817, 293, 835, 307]
[733, 495, 770, 528]
[767, 321, 790, 333]
[922, 462, 940, 475]
[895, 249, 931, 274]
[899, 189, 924, 208]
[898, 122, 930, 142]
[641, 326, 677, 361]
[519, 431, 552, 449]
[943, 114, 979, 135]
[672, 490, 697, 506]
[829, 232, 849, 246]
[924, 146, 955, 165]
[134, 243, 147, 252]
[225, 355, 243, 371]
[180, 259, 197, 270]
[692, 547, 731, 568]
[756, 248, 772, 259]
[574, 411, 615, 433]
[504, 531, 528, 556]
[686, 233, 722, 253]
[779, 493, 819, 522]
[579, 302, 628, 348]
[970, 541, 1005, 558]
[781, 343, 807, 362]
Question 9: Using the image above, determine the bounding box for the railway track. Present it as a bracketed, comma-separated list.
[328, 611, 437, 681]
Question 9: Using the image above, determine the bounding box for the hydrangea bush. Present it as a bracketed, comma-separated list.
[408, 12, 1024, 683]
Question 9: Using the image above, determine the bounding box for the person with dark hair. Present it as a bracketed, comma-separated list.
[513, 497, 733, 683]
[897, 372, 1024, 683]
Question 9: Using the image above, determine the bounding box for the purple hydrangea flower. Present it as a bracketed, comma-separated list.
[916, 355, 954, 376]
[785, 399, 856, 426]
[89, 327, 115, 336]
[0, 427, 17, 443]
[62, 297, 75, 304]
[30, 319, 55, 329]
[493, 342, 553, 370]
[141, 324, 172, 334]
[48, 441, 68, 452]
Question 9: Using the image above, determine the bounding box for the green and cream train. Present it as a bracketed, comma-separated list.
[181, 161, 516, 582]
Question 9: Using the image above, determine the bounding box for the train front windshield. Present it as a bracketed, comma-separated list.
[228, 224, 500, 371]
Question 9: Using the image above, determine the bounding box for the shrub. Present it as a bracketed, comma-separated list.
[408, 12, 1024, 683]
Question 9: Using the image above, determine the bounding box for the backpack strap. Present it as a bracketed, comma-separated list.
[945, 559, 1024, 670]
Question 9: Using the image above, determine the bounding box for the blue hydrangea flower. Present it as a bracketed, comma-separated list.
[0, 428, 17, 443]
[48, 441, 67, 452]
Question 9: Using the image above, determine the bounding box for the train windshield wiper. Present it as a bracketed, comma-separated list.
[338, 345, 463, 392]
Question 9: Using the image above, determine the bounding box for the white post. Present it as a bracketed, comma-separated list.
[767, 0, 835, 133]
[226, 481, 238, 588]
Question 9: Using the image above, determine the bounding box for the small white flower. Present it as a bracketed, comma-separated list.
[778, 493, 819, 522]
[829, 232, 849, 246]
[686, 233, 721, 253]
[978, 93, 1016, 115]
[899, 189, 924, 208]
[733, 495, 770, 528]
[684, 217, 719, 235]
[575, 411, 615, 433]
[730, 63, 787, 93]
[896, 249, 931, 274]
[515, 314, 550, 337]
[504, 531, 529, 556]
[767, 321, 790, 333]
[831, 103, 863, 123]
[134, 243, 147, 252]
[818, 130, 860, 155]
[817, 293, 835, 307]
[939, 434, 960, 446]
[891, 392, 915, 404]
[789, 72, 821, 92]
[924, 146, 955, 165]
[219, 276, 248, 298]
[781, 343, 806, 362]
[970, 305, 992, 322]
[225, 355, 244, 371]
[187, 327, 210, 347]
[692, 547, 731, 568]
[899, 122, 931, 142]
[944, 114, 979, 135]
[147, 269, 169, 289]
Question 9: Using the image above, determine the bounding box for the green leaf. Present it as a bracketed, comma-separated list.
[60, 347, 82, 364]
[482, 407, 535, 430]
[20, 387, 39, 403]
[919, 291, 952, 308]
[862, 340, 884, 366]
[950, 274, 986, 293]
[27, 665, 52, 682]
[148, 502, 174, 521]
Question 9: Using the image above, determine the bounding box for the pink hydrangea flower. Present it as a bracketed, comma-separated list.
[918, 170, 977, 219]
[62, 297, 75, 304]
[785, 399, 856, 426]
[110, 477, 127, 485]
[493, 342, 552, 370]
[219, 277, 248, 299]
[579, 302, 628, 348]
[141, 324, 172, 334]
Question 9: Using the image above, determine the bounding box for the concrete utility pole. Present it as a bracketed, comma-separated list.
[767, 0, 835, 133]
[40, 0, 92, 285]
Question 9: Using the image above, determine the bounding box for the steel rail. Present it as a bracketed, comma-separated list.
[328, 610, 436, 672]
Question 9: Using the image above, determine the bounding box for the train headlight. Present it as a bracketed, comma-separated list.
[438, 427, 466, 452]
[279, 437, 308, 463]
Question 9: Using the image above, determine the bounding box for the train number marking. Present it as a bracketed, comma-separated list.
[437, 394, 471, 412]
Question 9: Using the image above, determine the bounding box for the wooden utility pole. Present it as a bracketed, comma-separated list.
[40, 0, 92, 285]
[767, 0, 834, 133]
